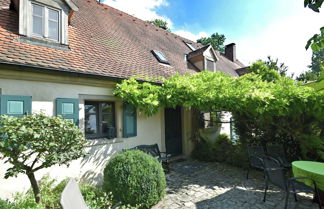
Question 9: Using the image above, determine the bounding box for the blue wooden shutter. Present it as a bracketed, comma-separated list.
[123, 103, 137, 137]
[56, 98, 79, 126]
[0, 95, 32, 116]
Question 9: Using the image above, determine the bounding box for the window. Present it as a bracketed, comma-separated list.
[85, 101, 116, 139]
[123, 103, 137, 137]
[151, 50, 169, 64]
[31, 3, 60, 42]
[184, 42, 196, 51]
[199, 111, 222, 128]
[206, 59, 215, 72]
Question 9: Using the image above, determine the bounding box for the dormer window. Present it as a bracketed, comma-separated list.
[32, 3, 60, 42]
[151, 50, 169, 64]
[206, 58, 215, 72]
[14, 0, 79, 46]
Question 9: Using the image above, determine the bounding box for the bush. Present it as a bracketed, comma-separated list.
[103, 150, 166, 208]
[0, 199, 14, 209]
[192, 134, 248, 168]
[80, 183, 112, 209]
[0, 176, 113, 209]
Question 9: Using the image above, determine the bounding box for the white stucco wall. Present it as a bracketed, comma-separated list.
[0, 74, 165, 199]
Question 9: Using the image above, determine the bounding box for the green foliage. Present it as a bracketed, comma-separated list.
[103, 150, 166, 209]
[298, 49, 324, 82]
[114, 63, 324, 161]
[197, 33, 226, 53]
[304, 0, 323, 13]
[191, 134, 248, 168]
[147, 19, 171, 31]
[297, 71, 319, 83]
[0, 113, 86, 178]
[306, 27, 324, 51]
[80, 183, 113, 209]
[0, 199, 14, 209]
[0, 113, 86, 203]
[304, 0, 324, 51]
[115, 67, 324, 119]
[0, 176, 114, 209]
[263, 56, 289, 77]
[248, 61, 282, 82]
[114, 77, 163, 116]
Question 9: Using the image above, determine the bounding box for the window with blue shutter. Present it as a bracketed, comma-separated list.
[123, 103, 137, 138]
[0, 95, 32, 116]
[56, 98, 79, 125]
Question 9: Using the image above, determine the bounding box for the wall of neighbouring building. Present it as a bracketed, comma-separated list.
[0, 68, 167, 199]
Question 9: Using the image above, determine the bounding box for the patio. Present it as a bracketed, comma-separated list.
[153, 160, 318, 209]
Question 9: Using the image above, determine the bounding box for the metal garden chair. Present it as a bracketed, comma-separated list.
[246, 145, 267, 179]
[262, 156, 322, 209]
[266, 144, 291, 169]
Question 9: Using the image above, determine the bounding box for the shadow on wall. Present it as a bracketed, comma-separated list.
[79, 141, 123, 186]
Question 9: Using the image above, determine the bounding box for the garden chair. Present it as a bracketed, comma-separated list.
[262, 156, 322, 209]
[246, 145, 267, 179]
[266, 144, 291, 169]
[129, 144, 171, 172]
[61, 179, 121, 209]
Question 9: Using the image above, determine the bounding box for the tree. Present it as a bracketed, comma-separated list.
[248, 61, 281, 82]
[147, 19, 171, 32]
[197, 33, 226, 53]
[309, 49, 324, 74]
[304, 0, 324, 51]
[297, 48, 324, 82]
[0, 114, 86, 204]
[263, 56, 289, 77]
[304, 0, 323, 13]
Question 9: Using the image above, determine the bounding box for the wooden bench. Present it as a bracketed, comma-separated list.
[129, 144, 171, 172]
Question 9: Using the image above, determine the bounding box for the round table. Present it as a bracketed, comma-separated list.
[292, 161, 324, 205]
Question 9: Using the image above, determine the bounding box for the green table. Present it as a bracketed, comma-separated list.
[292, 161, 324, 205]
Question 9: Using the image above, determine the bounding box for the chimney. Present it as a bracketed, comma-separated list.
[225, 43, 236, 62]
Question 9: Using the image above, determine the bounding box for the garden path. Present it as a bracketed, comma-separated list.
[153, 160, 318, 209]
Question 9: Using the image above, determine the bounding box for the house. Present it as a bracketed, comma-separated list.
[0, 0, 245, 198]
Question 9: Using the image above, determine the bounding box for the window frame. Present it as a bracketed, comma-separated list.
[31, 2, 61, 42]
[151, 50, 170, 64]
[84, 101, 116, 139]
[184, 42, 196, 51]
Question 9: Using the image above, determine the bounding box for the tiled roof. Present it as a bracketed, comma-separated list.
[0, 0, 243, 80]
[187, 44, 210, 59]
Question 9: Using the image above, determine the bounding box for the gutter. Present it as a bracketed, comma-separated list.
[0, 61, 161, 85]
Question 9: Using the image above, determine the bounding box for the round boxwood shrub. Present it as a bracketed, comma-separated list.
[103, 150, 166, 208]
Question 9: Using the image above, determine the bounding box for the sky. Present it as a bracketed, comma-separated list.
[103, 0, 324, 76]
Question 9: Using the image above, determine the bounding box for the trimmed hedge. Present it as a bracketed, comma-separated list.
[103, 150, 166, 208]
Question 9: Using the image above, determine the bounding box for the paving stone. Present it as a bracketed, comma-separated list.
[152, 160, 318, 209]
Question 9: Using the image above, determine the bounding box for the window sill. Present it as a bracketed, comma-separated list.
[16, 36, 69, 51]
[85, 137, 124, 147]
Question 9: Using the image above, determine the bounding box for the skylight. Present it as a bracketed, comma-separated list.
[151, 50, 169, 64]
[184, 42, 195, 51]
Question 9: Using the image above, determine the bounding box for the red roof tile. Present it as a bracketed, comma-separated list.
[0, 0, 242, 79]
